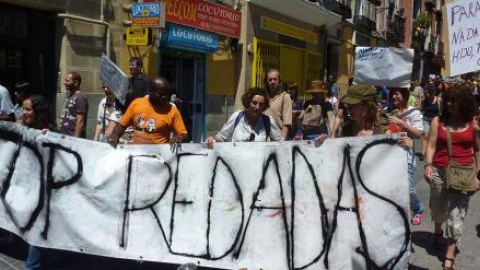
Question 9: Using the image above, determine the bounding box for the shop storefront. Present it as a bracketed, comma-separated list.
[160, 24, 219, 142]
[243, 0, 341, 95]
[142, 0, 241, 142]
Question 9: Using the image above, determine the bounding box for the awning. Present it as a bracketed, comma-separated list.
[248, 0, 342, 29]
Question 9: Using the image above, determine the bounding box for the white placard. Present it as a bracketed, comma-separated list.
[99, 55, 129, 104]
[354, 47, 414, 87]
[0, 121, 410, 270]
[445, 0, 480, 77]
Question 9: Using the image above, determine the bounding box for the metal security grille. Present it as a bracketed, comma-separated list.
[251, 38, 280, 89]
[280, 46, 305, 92]
[252, 37, 322, 94]
[305, 52, 322, 87]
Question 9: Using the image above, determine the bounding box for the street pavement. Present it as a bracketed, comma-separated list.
[408, 154, 480, 270]
[0, 150, 479, 269]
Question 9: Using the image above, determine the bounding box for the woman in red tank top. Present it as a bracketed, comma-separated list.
[424, 83, 480, 270]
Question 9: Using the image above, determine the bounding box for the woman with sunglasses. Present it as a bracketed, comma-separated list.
[206, 87, 281, 147]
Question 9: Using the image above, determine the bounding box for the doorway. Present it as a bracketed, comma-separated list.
[161, 51, 206, 142]
[0, 4, 56, 105]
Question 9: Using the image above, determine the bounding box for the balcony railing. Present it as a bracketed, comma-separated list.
[353, 15, 376, 32]
[427, 35, 444, 56]
[425, 0, 435, 11]
[386, 14, 405, 44]
[322, 0, 352, 19]
[428, 35, 436, 52]
[432, 40, 445, 67]
[437, 40, 444, 55]
[412, 33, 427, 50]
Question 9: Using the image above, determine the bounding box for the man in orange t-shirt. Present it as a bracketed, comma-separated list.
[107, 77, 187, 145]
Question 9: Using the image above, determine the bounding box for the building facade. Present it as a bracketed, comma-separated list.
[130, 0, 343, 140]
[411, 0, 445, 80]
[0, 0, 125, 138]
[4, 0, 440, 141]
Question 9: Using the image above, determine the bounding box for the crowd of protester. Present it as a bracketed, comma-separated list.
[2, 59, 480, 270]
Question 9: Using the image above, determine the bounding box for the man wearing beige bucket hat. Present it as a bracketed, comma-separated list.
[298, 81, 334, 140]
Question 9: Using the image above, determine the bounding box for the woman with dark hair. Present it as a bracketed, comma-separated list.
[424, 84, 480, 270]
[420, 84, 440, 159]
[22, 95, 55, 132]
[387, 88, 425, 226]
[206, 87, 281, 146]
[435, 81, 449, 111]
[22, 95, 56, 269]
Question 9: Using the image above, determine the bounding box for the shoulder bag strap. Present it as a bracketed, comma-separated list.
[233, 111, 245, 130]
[102, 102, 108, 134]
[262, 114, 271, 141]
[446, 126, 453, 161]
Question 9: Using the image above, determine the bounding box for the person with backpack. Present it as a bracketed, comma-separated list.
[206, 87, 281, 146]
[298, 81, 334, 140]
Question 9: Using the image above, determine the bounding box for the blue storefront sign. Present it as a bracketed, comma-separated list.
[165, 24, 218, 53]
[131, 2, 164, 28]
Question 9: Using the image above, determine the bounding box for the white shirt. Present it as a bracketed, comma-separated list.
[96, 97, 123, 142]
[96, 97, 122, 127]
[13, 104, 23, 123]
[217, 110, 282, 142]
[402, 106, 423, 132]
[398, 106, 423, 165]
[0, 84, 14, 116]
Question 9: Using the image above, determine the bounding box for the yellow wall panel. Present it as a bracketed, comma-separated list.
[207, 54, 235, 95]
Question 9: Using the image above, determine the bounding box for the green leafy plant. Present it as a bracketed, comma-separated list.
[413, 11, 432, 30]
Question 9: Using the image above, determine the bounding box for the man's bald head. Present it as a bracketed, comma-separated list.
[149, 77, 173, 106]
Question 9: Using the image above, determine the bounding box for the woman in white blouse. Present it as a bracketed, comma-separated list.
[206, 87, 281, 147]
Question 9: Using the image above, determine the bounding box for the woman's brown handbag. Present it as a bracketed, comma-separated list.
[445, 127, 477, 195]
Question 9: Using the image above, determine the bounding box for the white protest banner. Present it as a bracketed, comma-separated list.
[0, 121, 410, 270]
[445, 0, 480, 77]
[99, 55, 129, 104]
[354, 47, 414, 87]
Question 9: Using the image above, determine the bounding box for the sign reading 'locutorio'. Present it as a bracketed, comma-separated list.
[145, 0, 241, 37]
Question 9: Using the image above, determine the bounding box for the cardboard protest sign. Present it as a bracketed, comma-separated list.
[99, 55, 129, 104]
[445, 0, 480, 77]
[0, 121, 410, 270]
[354, 47, 414, 87]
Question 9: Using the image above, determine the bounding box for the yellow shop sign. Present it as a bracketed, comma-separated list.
[260, 16, 318, 44]
[126, 27, 152, 46]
